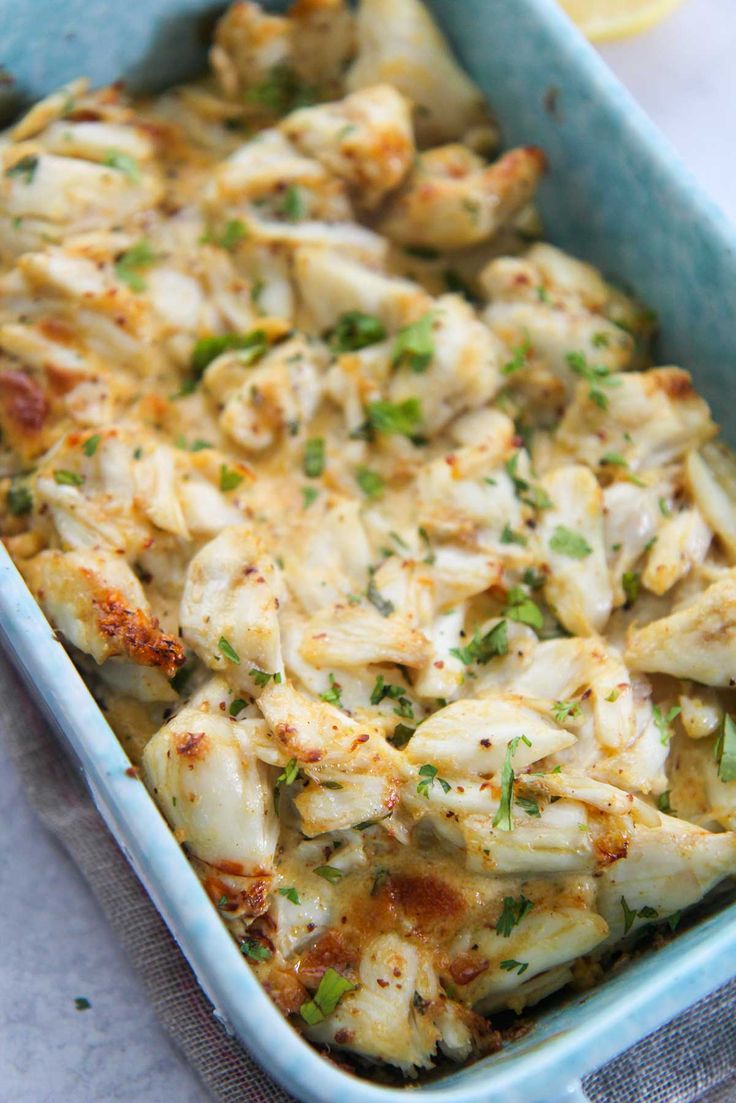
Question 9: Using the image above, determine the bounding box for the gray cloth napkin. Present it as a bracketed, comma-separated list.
[2, 651, 735, 1103]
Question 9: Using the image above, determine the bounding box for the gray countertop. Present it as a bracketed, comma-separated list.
[1, 1, 735, 1100]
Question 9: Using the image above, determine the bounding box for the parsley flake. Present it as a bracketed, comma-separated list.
[102, 149, 141, 181]
[191, 330, 268, 375]
[250, 668, 281, 687]
[300, 968, 356, 1025]
[314, 865, 343, 884]
[329, 311, 386, 353]
[220, 464, 244, 492]
[53, 469, 85, 487]
[278, 886, 300, 905]
[622, 571, 641, 607]
[500, 959, 529, 975]
[366, 579, 394, 617]
[367, 398, 423, 439]
[549, 525, 592, 559]
[370, 675, 405, 706]
[715, 714, 736, 782]
[502, 336, 531, 376]
[505, 586, 543, 630]
[6, 482, 32, 516]
[319, 673, 343, 707]
[240, 938, 272, 962]
[6, 154, 39, 184]
[218, 637, 240, 664]
[492, 736, 530, 832]
[450, 620, 508, 666]
[551, 699, 582, 724]
[114, 240, 154, 292]
[416, 763, 451, 799]
[229, 698, 247, 717]
[391, 312, 435, 373]
[356, 466, 384, 500]
[496, 894, 534, 937]
[566, 350, 616, 409]
[653, 704, 681, 745]
[82, 434, 101, 457]
[303, 437, 325, 478]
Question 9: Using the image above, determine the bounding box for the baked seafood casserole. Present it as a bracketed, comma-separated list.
[2, 0, 736, 1077]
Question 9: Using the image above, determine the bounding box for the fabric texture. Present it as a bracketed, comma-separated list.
[2, 650, 734, 1103]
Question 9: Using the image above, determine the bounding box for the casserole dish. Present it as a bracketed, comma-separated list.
[3, 1, 736, 1101]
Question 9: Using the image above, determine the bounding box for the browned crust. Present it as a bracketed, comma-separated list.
[93, 588, 185, 675]
[0, 369, 48, 433]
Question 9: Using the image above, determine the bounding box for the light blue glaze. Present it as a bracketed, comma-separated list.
[2, 2, 736, 1101]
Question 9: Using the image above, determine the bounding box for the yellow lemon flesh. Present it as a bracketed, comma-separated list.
[558, 0, 686, 42]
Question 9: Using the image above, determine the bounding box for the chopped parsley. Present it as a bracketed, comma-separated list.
[504, 452, 552, 510]
[389, 723, 415, 748]
[492, 735, 531, 832]
[500, 522, 528, 546]
[53, 469, 84, 487]
[505, 586, 543, 630]
[299, 967, 356, 1025]
[114, 240, 155, 292]
[657, 790, 672, 813]
[622, 571, 641, 607]
[621, 895, 658, 934]
[566, 350, 616, 410]
[355, 466, 384, 500]
[82, 433, 101, 457]
[302, 486, 319, 509]
[250, 668, 281, 687]
[278, 886, 301, 905]
[502, 336, 531, 376]
[229, 698, 247, 717]
[303, 437, 325, 478]
[279, 183, 304, 221]
[416, 763, 451, 799]
[240, 938, 272, 962]
[6, 482, 32, 516]
[391, 312, 435, 373]
[217, 636, 240, 664]
[658, 497, 672, 518]
[370, 674, 405, 706]
[6, 154, 39, 183]
[102, 149, 141, 181]
[274, 757, 299, 811]
[500, 959, 528, 975]
[218, 218, 248, 250]
[523, 567, 546, 590]
[366, 397, 423, 439]
[451, 619, 508, 666]
[715, 714, 736, 782]
[551, 699, 581, 724]
[314, 865, 343, 884]
[496, 894, 534, 937]
[517, 795, 541, 817]
[247, 64, 315, 114]
[366, 579, 394, 617]
[653, 704, 681, 746]
[418, 526, 435, 564]
[220, 464, 244, 492]
[549, 525, 592, 559]
[329, 311, 386, 353]
[73, 996, 91, 1011]
[319, 673, 343, 707]
[191, 329, 268, 375]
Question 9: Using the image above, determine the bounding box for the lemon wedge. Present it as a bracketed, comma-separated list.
[558, 0, 686, 41]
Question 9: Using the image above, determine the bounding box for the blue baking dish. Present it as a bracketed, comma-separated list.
[3, 1, 736, 1100]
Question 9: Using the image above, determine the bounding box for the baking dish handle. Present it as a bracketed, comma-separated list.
[550, 1082, 589, 1103]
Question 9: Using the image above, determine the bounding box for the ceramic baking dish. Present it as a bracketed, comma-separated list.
[3, 2, 736, 1101]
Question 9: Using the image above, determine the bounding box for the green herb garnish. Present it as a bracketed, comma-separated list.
[549, 525, 592, 559]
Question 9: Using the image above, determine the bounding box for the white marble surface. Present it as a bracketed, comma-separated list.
[2, 4, 736, 1101]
